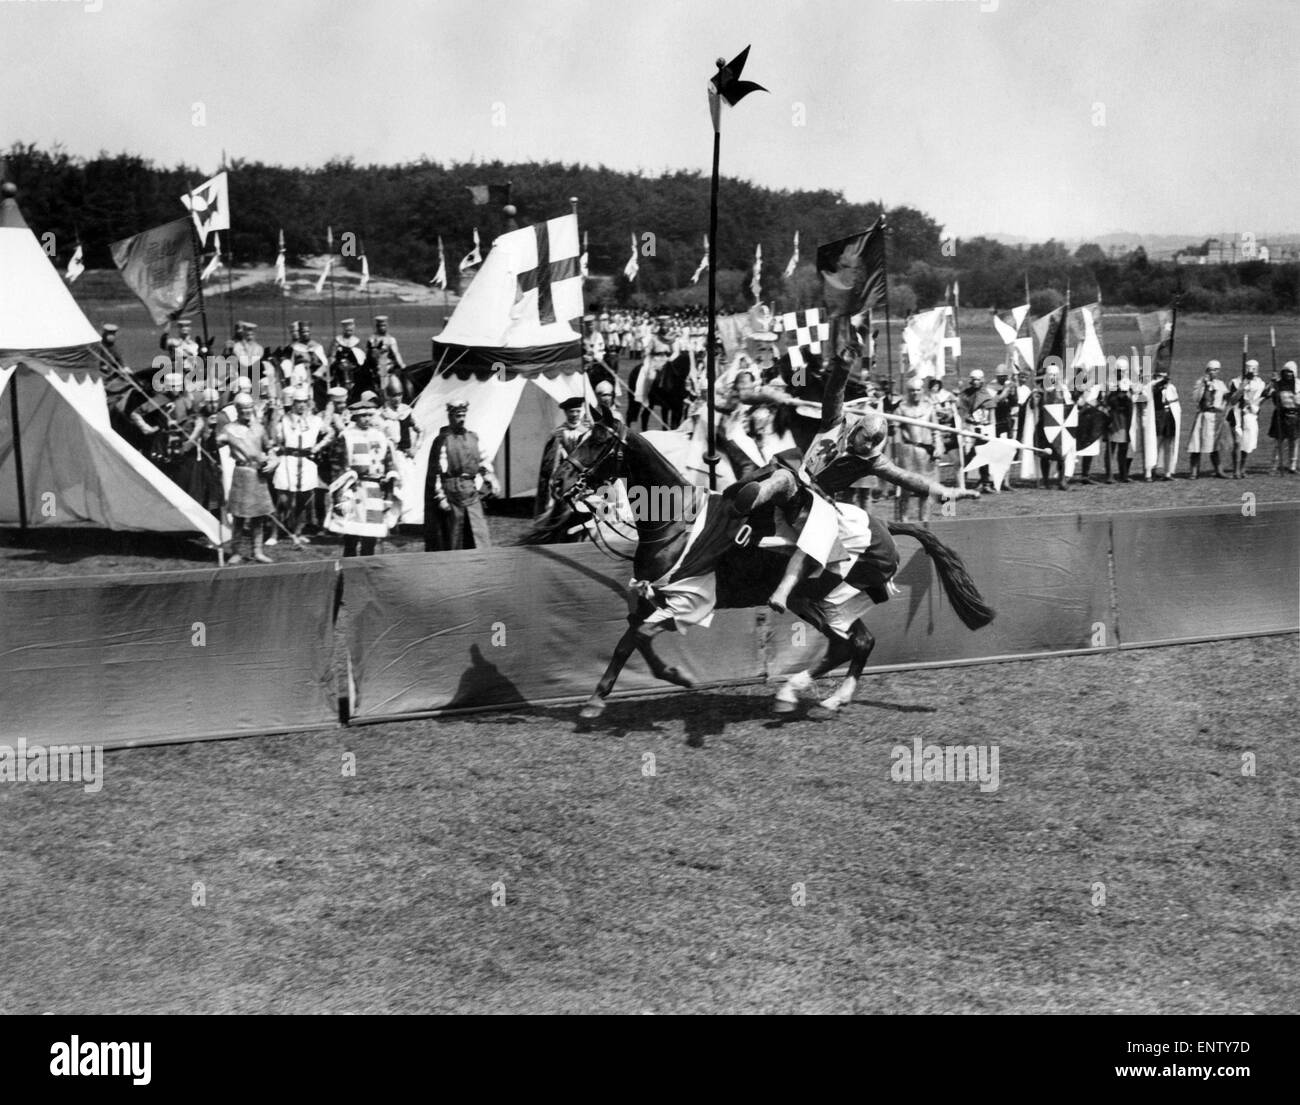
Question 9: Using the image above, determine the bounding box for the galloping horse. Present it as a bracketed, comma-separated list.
[533, 404, 995, 720]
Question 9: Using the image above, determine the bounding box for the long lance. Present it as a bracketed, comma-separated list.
[839, 399, 1051, 455]
[704, 85, 723, 491]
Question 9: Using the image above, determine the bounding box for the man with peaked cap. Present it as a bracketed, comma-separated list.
[326, 394, 400, 556]
[1187, 359, 1230, 478]
[224, 321, 265, 392]
[1225, 359, 1266, 478]
[536, 395, 589, 520]
[161, 317, 205, 378]
[330, 317, 365, 394]
[424, 398, 499, 551]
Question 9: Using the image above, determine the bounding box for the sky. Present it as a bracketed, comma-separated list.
[2, 0, 1297, 242]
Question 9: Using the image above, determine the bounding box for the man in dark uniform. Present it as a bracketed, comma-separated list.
[536, 396, 588, 519]
[225, 321, 266, 395]
[424, 399, 499, 551]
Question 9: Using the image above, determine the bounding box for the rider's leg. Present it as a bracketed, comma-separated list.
[768, 549, 811, 614]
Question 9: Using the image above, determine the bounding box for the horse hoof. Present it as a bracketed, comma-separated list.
[579, 699, 606, 719]
[767, 598, 788, 615]
[773, 696, 798, 714]
[817, 697, 845, 713]
[663, 667, 694, 689]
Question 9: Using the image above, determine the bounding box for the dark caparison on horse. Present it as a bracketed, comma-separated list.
[522, 379, 996, 721]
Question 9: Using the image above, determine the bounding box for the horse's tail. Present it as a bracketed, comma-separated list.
[887, 521, 995, 630]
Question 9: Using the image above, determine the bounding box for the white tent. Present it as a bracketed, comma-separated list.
[0, 185, 221, 542]
[404, 213, 590, 521]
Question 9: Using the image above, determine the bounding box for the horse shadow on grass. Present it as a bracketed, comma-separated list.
[459, 683, 937, 748]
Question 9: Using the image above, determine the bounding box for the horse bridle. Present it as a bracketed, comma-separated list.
[558, 421, 626, 507]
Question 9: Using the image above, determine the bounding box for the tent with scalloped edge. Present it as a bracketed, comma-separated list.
[402, 213, 592, 520]
[0, 185, 220, 543]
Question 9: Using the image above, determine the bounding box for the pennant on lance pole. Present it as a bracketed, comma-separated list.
[704, 47, 767, 490]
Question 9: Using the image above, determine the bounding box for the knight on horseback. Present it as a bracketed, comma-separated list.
[725, 351, 975, 614]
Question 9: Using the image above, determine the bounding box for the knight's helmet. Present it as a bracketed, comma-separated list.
[846, 410, 888, 459]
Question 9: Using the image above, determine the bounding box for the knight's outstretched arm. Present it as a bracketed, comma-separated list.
[869, 454, 973, 501]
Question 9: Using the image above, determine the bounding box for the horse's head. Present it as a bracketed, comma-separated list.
[552, 403, 628, 507]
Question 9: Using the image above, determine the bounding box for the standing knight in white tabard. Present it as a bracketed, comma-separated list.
[273, 385, 329, 541]
[1225, 358, 1267, 479]
[327, 396, 400, 557]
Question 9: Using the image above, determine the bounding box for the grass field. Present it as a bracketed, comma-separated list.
[1, 635, 1294, 1014]
[5, 291, 1297, 1014]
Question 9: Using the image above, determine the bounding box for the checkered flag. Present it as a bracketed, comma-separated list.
[780, 308, 830, 369]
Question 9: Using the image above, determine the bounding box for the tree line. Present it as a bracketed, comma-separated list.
[4, 142, 1295, 314]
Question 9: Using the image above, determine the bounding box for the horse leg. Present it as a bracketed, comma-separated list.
[773, 597, 846, 714]
[580, 621, 644, 719]
[816, 618, 874, 712]
[580, 619, 684, 719]
[633, 624, 695, 689]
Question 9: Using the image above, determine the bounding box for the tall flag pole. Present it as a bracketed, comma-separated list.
[751, 242, 762, 302]
[432, 235, 449, 328]
[880, 202, 894, 398]
[704, 46, 767, 490]
[950, 278, 963, 379]
[326, 226, 337, 339]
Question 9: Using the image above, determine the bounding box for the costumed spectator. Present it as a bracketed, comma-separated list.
[225, 321, 265, 394]
[424, 399, 500, 551]
[926, 376, 959, 459]
[628, 317, 674, 431]
[379, 375, 421, 501]
[330, 318, 365, 397]
[1032, 366, 1073, 490]
[594, 380, 623, 424]
[958, 369, 998, 493]
[189, 388, 225, 517]
[1105, 376, 1135, 483]
[291, 321, 329, 400]
[131, 372, 202, 489]
[273, 385, 327, 542]
[160, 317, 204, 375]
[894, 377, 941, 521]
[216, 393, 278, 564]
[1266, 362, 1299, 474]
[1139, 362, 1181, 480]
[992, 367, 1026, 491]
[582, 316, 614, 391]
[1072, 368, 1110, 485]
[315, 386, 350, 526]
[536, 396, 589, 520]
[1225, 359, 1266, 479]
[1187, 360, 1229, 479]
[365, 315, 405, 400]
[327, 396, 400, 557]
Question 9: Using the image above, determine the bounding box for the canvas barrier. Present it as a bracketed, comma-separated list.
[0, 560, 339, 749]
[1110, 502, 1298, 647]
[340, 545, 765, 722]
[1, 504, 1293, 743]
[763, 513, 1117, 676]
